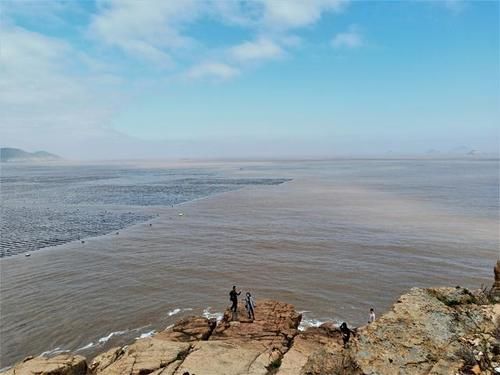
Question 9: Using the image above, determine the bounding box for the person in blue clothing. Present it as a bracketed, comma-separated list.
[244, 292, 256, 320]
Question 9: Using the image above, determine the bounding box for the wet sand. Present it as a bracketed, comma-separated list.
[1, 160, 498, 367]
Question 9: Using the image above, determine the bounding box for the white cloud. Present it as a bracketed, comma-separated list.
[231, 37, 284, 63]
[331, 25, 363, 49]
[0, 25, 127, 155]
[88, 0, 349, 68]
[262, 0, 347, 29]
[186, 62, 240, 80]
[89, 0, 200, 66]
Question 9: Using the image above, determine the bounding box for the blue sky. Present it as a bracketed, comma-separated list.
[1, 0, 498, 159]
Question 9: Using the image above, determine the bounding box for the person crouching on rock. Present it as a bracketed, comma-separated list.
[229, 286, 241, 314]
[245, 292, 256, 320]
[340, 322, 355, 348]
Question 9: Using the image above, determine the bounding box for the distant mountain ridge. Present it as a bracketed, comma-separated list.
[0, 147, 61, 162]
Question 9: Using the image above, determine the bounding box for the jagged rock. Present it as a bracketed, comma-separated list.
[352, 287, 499, 375]
[89, 347, 124, 373]
[492, 260, 500, 300]
[2, 289, 498, 375]
[89, 338, 190, 375]
[175, 340, 278, 375]
[1, 354, 87, 375]
[155, 316, 216, 342]
[211, 299, 301, 353]
[277, 325, 348, 375]
[174, 299, 301, 374]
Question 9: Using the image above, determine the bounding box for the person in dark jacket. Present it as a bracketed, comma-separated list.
[229, 286, 241, 312]
[339, 322, 355, 348]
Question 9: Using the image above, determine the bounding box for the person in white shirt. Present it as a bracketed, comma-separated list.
[368, 308, 376, 323]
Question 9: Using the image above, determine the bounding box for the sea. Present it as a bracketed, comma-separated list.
[0, 158, 498, 368]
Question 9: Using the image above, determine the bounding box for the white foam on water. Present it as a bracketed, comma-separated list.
[40, 347, 70, 357]
[202, 307, 223, 321]
[167, 307, 193, 317]
[135, 330, 156, 340]
[298, 318, 326, 331]
[298, 313, 341, 332]
[167, 308, 181, 316]
[98, 330, 128, 344]
[75, 342, 95, 352]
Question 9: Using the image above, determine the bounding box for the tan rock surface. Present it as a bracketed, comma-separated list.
[88, 299, 301, 375]
[211, 299, 301, 352]
[175, 340, 275, 375]
[492, 260, 500, 299]
[89, 338, 190, 375]
[2, 286, 498, 375]
[1, 354, 87, 375]
[173, 299, 301, 375]
[155, 316, 216, 342]
[352, 287, 499, 375]
[277, 324, 353, 375]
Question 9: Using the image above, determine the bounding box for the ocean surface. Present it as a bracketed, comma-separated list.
[0, 164, 289, 257]
[0, 158, 498, 368]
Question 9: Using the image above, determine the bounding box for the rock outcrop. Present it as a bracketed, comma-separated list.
[171, 300, 301, 375]
[1, 354, 87, 375]
[2, 286, 499, 375]
[353, 287, 499, 375]
[277, 324, 347, 375]
[491, 260, 500, 301]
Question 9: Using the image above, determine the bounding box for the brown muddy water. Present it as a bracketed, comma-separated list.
[1, 159, 498, 368]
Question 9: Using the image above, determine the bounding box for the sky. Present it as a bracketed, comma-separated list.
[1, 0, 499, 159]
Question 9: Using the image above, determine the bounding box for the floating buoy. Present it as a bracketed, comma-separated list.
[81, 240, 85, 244]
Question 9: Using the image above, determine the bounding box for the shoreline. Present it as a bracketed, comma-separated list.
[2, 280, 499, 374]
[1, 160, 497, 368]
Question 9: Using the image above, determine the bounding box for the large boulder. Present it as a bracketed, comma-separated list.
[172, 299, 301, 375]
[89, 338, 191, 375]
[352, 287, 499, 375]
[211, 299, 301, 352]
[155, 316, 216, 342]
[175, 340, 280, 375]
[1, 354, 87, 375]
[277, 325, 348, 375]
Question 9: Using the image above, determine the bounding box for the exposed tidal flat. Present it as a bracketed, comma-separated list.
[0, 158, 498, 368]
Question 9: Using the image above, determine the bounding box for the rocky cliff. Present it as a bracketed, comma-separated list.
[3, 286, 499, 375]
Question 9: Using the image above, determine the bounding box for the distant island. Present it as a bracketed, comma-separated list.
[0, 147, 62, 162]
[0, 147, 62, 163]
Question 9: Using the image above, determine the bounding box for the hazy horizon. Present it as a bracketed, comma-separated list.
[1, 0, 499, 159]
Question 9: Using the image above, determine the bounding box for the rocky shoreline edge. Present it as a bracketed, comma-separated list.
[3, 266, 500, 375]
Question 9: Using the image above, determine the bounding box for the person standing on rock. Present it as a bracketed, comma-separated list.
[340, 322, 355, 348]
[368, 308, 376, 323]
[245, 292, 256, 320]
[229, 286, 241, 313]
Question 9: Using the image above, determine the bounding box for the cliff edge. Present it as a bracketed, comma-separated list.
[3, 269, 500, 375]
